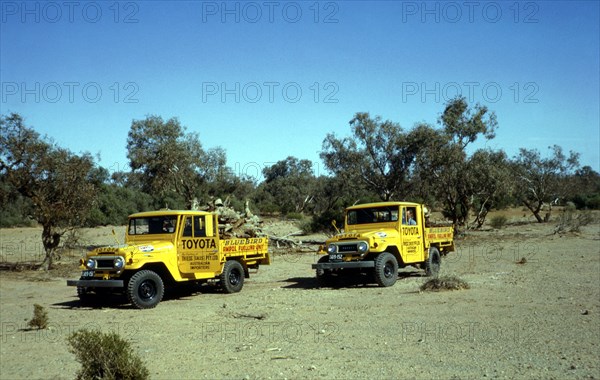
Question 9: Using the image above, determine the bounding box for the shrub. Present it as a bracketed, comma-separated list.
[555, 208, 595, 234]
[285, 212, 304, 220]
[27, 304, 48, 330]
[68, 329, 149, 380]
[420, 276, 470, 292]
[489, 215, 507, 229]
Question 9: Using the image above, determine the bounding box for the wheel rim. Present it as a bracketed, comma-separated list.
[229, 269, 241, 286]
[384, 261, 394, 278]
[139, 280, 157, 300]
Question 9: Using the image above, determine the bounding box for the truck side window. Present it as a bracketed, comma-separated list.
[183, 217, 193, 237]
[194, 216, 206, 237]
[403, 208, 417, 225]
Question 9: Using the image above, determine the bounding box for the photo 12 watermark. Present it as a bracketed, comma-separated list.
[199, 321, 340, 344]
[1, 320, 140, 343]
[400, 1, 540, 24]
[401, 320, 538, 345]
[401, 81, 540, 104]
[200, 1, 339, 24]
[1, 1, 140, 24]
[1, 81, 140, 104]
[201, 81, 339, 104]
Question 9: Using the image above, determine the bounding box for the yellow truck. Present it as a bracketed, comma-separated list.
[312, 202, 454, 287]
[67, 210, 270, 308]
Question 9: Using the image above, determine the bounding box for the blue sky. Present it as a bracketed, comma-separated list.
[1, 1, 599, 182]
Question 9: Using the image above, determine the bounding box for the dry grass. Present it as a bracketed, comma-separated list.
[420, 275, 470, 292]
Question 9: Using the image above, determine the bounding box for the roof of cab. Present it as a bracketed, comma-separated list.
[345, 201, 421, 210]
[128, 210, 212, 218]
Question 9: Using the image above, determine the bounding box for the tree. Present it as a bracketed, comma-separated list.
[0, 113, 98, 270]
[513, 145, 579, 222]
[126, 115, 224, 209]
[258, 156, 316, 214]
[468, 149, 513, 228]
[568, 166, 600, 209]
[321, 113, 418, 201]
[412, 97, 498, 227]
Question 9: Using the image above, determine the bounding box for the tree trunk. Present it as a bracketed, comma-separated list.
[523, 200, 544, 223]
[39, 224, 61, 271]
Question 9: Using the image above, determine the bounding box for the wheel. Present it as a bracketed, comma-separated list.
[77, 285, 93, 302]
[219, 260, 244, 293]
[127, 270, 164, 309]
[315, 255, 336, 287]
[425, 247, 441, 277]
[374, 252, 398, 287]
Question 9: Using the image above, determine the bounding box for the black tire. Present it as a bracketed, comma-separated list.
[425, 247, 441, 277]
[127, 270, 164, 309]
[316, 255, 336, 287]
[374, 252, 398, 287]
[220, 260, 244, 293]
[76, 285, 93, 302]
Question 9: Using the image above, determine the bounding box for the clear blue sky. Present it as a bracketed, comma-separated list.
[2, 1, 599, 182]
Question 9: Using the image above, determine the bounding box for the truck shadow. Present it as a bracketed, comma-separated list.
[53, 283, 231, 310]
[281, 271, 426, 290]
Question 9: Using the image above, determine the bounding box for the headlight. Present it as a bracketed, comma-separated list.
[85, 258, 96, 269]
[357, 242, 368, 253]
[327, 244, 337, 254]
[114, 256, 125, 270]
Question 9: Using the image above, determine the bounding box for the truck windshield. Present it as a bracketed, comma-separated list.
[347, 207, 399, 225]
[129, 216, 178, 235]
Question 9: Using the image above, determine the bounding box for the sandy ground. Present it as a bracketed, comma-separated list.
[0, 215, 599, 379]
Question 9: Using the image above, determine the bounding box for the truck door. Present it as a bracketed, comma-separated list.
[400, 206, 425, 263]
[178, 215, 221, 274]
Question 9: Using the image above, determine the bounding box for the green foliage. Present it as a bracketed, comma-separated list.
[259, 157, 317, 214]
[68, 329, 149, 380]
[305, 208, 345, 233]
[285, 212, 304, 220]
[321, 112, 417, 201]
[27, 304, 48, 330]
[0, 178, 35, 227]
[87, 183, 153, 226]
[567, 166, 600, 209]
[127, 115, 229, 209]
[514, 145, 580, 222]
[489, 215, 508, 229]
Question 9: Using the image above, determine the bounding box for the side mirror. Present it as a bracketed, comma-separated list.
[331, 220, 340, 234]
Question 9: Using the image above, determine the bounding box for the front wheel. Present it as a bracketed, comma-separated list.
[220, 260, 245, 293]
[374, 252, 398, 287]
[127, 270, 164, 309]
[315, 255, 336, 287]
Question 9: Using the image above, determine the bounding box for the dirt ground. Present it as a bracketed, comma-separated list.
[1, 212, 599, 380]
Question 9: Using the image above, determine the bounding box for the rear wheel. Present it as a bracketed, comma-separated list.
[374, 252, 398, 287]
[425, 247, 441, 277]
[127, 270, 164, 309]
[220, 260, 244, 293]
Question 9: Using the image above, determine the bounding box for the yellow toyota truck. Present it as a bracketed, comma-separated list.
[312, 202, 454, 287]
[67, 210, 270, 308]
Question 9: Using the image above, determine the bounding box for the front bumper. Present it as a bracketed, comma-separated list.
[67, 279, 124, 288]
[312, 261, 375, 270]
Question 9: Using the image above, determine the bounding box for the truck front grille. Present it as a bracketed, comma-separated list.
[96, 259, 116, 269]
[338, 244, 358, 252]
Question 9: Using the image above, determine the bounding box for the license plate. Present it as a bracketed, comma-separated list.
[81, 270, 94, 278]
[329, 254, 343, 262]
